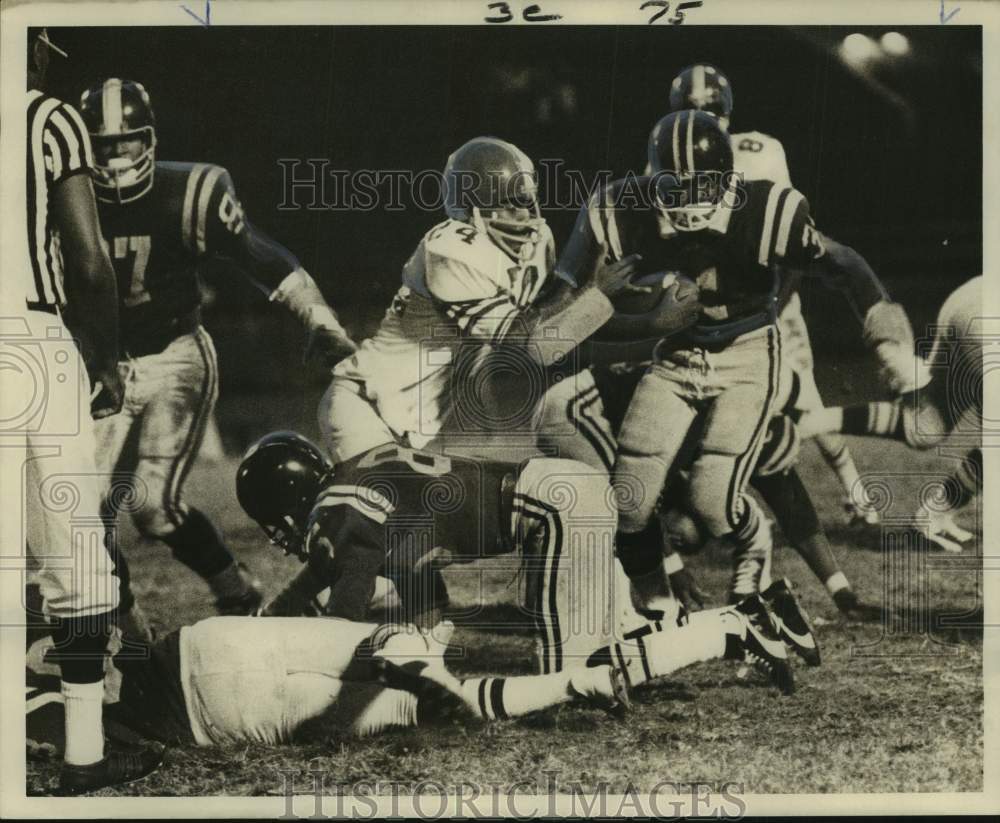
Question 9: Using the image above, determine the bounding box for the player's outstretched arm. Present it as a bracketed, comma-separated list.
[204, 167, 357, 367]
[52, 172, 124, 418]
[806, 235, 920, 394]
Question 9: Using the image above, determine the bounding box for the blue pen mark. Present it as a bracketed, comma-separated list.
[940, 0, 960, 24]
[180, 0, 211, 26]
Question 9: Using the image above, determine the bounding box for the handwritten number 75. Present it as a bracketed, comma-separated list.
[640, 0, 704, 25]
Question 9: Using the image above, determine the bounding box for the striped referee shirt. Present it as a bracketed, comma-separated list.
[23, 89, 94, 312]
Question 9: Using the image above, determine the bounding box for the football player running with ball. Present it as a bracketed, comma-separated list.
[556, 110, 909, 608]
[77, 79, 357, 617]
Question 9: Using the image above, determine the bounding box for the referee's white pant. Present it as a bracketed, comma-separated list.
[4, 311, 120, 619]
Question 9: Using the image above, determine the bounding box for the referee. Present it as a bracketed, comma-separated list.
[16, 28, 162, 794]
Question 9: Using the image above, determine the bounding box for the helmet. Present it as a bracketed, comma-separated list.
[79, 78, 157, 204]
[443, 136, 543, 261]
[648, 110, 734, 232]
[236, 431, 333, 559]
[668, 63, 734, 129]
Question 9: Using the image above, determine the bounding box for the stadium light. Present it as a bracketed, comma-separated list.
[840, 33, 880, 66]
[880, 31, 911, 57]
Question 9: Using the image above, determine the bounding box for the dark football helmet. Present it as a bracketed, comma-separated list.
[236, 431, 333, 559]
[78, 78, 157, 204]
[443, 136, 544, 261]
[648, 110, 735, 232]
[668, 63, 734, 130]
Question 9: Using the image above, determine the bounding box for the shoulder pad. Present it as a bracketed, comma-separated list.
[423, 219, 510, 296]
[748, 181, 809, 267]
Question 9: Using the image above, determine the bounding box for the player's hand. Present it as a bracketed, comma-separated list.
[668, 566, 706, 612]
[89, 363, 124, 419]
[593, 253, 648, 298]
[304, 323, 358, 369]
[916, 506, 974, 553]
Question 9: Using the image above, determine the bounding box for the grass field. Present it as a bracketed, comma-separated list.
[25, 434, 983, 797]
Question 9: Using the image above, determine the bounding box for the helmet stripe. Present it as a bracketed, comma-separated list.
[102, 77, 123, 134]
[672, 111, 683, 174]
[686, 109, 696, 172]
[692, 64, 706, 106]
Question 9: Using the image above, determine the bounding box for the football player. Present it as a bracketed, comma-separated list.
[554, 110, 911, 608]
[799, 276, 982, 552]
[235, 432, 814, 685]
[654, 63, 879, 528]
[320, 135, 640, 464]
[77, 78, 357, 616]
[27, 571, 810, 759]
[26, 616, 629, 756]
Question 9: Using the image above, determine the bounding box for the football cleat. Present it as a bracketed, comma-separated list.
[726, 595, 795, 695]
[571, 664, 632, 719]
[56, 741, 165, 796]
[762, 578, 821, 667]
[832, 589, 884, 622]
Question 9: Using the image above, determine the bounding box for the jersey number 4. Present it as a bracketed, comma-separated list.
[108, 236, 152, 307]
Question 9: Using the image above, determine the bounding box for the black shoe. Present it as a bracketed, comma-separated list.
[57, 742, 165, 795]
[762, 578, 821, 667]
[727, 595, 795, 696]
[833, 589, 884, 622]
[598, 663, 632, 720]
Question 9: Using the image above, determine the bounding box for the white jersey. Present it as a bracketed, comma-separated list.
[730, 130, 792, 188]
[334, 218, 554, 446]
[179, 617, 439, 746]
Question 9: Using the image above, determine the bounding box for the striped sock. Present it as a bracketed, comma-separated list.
[458, 672, 575, 720]
[586, 611, 731, 688]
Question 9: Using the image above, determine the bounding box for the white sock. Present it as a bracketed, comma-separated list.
[458, 671, 575, 720]
[602, 612, 730, 688]
[61, 680, 105, 766]
[825, 571, 850, 595]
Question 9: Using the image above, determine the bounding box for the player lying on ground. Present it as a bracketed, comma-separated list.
[235, 432, 816, 687]
[798, 276, 983, 552]
[76, 78, 357, 621]
[27, 584, 815, 758]
[26, 616, 628, 756]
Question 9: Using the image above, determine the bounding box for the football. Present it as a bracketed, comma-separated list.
[603, 271, 701, 339]
[612, 271, 699, 314]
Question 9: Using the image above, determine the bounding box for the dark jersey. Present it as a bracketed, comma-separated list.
[96, 161, 299, 354]
[300, 445, 520, 621]
[558, 176, 825, 345]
